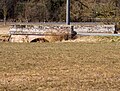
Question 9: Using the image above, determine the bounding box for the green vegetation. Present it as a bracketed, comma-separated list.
[0, 42, 120, 90]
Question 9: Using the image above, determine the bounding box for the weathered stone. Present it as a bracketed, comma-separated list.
[9, 25, 72, 42]
[74, 25, 115, 33]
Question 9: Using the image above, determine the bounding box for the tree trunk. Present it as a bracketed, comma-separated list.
[4, 16, 6, 26]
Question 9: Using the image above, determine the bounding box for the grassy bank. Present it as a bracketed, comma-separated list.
[0, 42, 120, 91]
[66, 36, 120, 43]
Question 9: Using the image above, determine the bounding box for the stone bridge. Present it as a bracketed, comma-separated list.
[10, 34, 45, 42]
[9, 24, 115, 42]
[9, 24, 71, 42]
[9, 34, 68, 42]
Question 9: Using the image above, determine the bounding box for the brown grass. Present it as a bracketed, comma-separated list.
[0, 34, 10, 42]
[45, 32, 69, 42]
[0, 42, 120, 91]
[63, 36, 120, 43]
[0, 24, 10, 34]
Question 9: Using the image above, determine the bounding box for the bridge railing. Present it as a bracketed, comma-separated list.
[9, 25, 71, 35]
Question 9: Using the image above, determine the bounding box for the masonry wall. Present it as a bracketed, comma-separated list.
[74, 25, 115, 33]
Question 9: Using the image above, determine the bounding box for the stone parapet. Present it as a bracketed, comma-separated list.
[74, 25, 115, 33]
[9, 25, 71, 35]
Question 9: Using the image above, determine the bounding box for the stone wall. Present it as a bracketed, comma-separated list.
[74, 25, 115, 33]
[9, 25, 71, 35]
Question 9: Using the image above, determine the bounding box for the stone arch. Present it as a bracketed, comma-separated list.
[30, 38, 49, 43]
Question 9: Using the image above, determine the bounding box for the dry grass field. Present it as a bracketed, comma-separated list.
[0, 24, 10, 34]
[0, 42, 120, 91]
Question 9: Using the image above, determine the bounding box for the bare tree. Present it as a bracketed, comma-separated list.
[0, 0, 14, 25]
[0, 0, 8, 25]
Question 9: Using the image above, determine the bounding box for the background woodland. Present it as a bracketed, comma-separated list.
[0, 0, 120, 23]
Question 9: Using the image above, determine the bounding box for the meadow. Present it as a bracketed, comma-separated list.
[0, 42, 120, 91]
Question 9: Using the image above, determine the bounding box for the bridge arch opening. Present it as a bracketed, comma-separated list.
[30, 38, 49, 43]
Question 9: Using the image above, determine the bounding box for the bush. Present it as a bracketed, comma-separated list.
[45, 32, 69, 42]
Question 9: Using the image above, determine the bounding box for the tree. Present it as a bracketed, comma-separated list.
[0, 0, 120, 23]
[0, 0, 9, 25]
[46, 0, 65, 21]
[0, 0, 15, 25]
[69, 0, 89, 22]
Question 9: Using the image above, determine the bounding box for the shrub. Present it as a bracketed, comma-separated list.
[45, 32, 69, 42]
